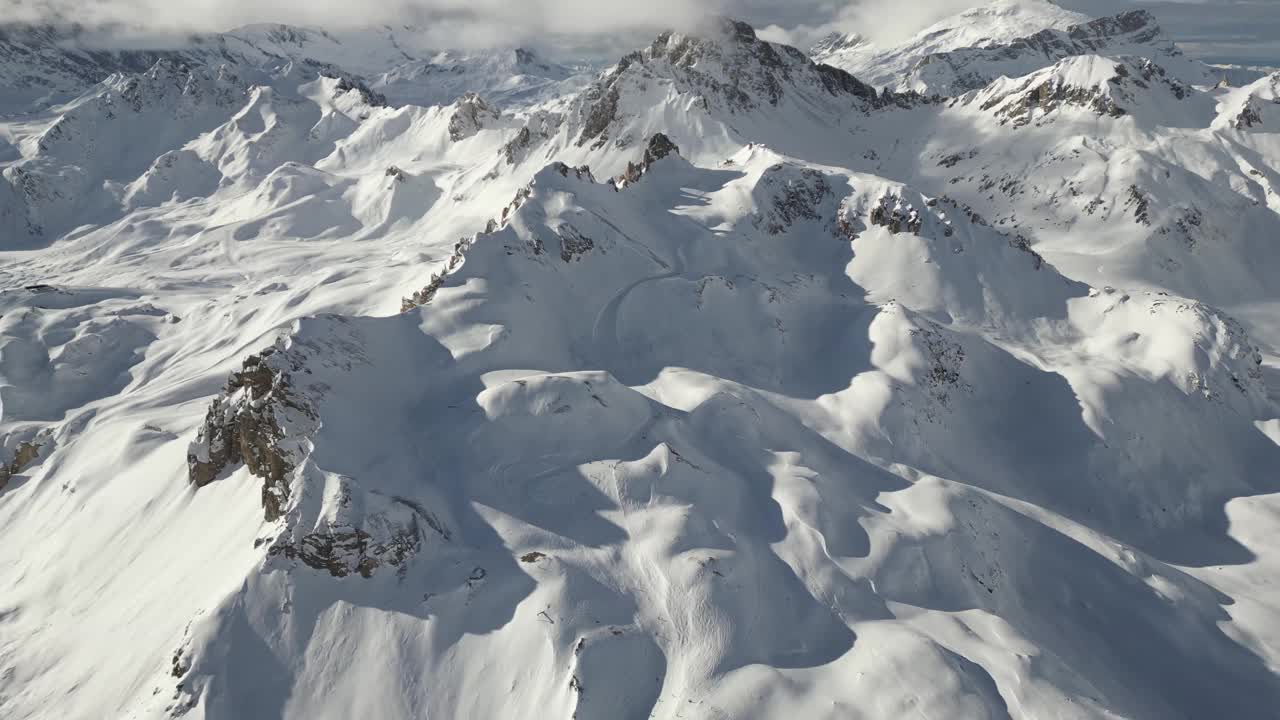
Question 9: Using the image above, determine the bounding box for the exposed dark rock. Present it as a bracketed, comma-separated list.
[327, 69, 388, 107]
[187, 349, 316, 521]
[553, 162, 596, 181]
[1230, 73, 1279, 129]
[754, 165, 833, 234]
[1125, 184, 1152, 226]
[574, 18, 905, 148]
[502, 126, 534, 164]
[978, 59, 1190, 127]
[268, 521, 421, 578]
[401, 235, 475, 312]
[938, 149, 978, 168]
[1008, 234, 1045, 270]
[1234, 102, 1265, 129]
[558, 225, 595, 262]
[836, 197, 867, 241]
[870, 194, 923, 235]
[617, 133, 681, 186]
[577, 78, 623, 149]
[1070, 10, 1162, 46]
[643, 132, 678, 164]
[0, 440, 41, 490]
[448, 92, 500, 141]
[910, 323, 973, 411]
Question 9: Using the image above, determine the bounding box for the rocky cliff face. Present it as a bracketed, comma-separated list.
[447, 93, 500, 141]
[970, 56, 1196, 127]
[0, 439, 42, 491]
[188, 317, 451, 579]
[570, 18, 898, 150]
[615, 132, 680, 186]
[188, 346, 317, 522]
[1218, 71, 1280, 130]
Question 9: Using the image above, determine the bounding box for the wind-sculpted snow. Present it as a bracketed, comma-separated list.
[2, 6, 1280, 720]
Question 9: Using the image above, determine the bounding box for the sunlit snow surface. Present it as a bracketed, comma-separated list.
[2, 5, 1280, 720]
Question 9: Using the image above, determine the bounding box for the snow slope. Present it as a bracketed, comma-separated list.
[2, 7, 1280, 720]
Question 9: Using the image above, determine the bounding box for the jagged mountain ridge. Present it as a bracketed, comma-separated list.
[0, 22, 594, 113]
[1, 5, 1280, 720]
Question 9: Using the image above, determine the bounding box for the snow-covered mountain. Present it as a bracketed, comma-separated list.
[815, 4, 1218, 96]
[3, 6, 1280, 720]
[0, 22, 596, 114]
[811, 0, 1090, 90]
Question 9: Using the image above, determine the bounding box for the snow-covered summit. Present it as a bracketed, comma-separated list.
[371, 47, 593, 109]
[813, 0, 1089, 83]
[908, 9, 1217, 96]
[966, 54, 1212, 129]
[1214, 70, 1280, 131]
[816, 6, 1214, 97]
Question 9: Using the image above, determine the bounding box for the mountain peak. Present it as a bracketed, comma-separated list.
[571, 19, 890, 150]
[811, 31, 867, 59]
[820, 6, 1203, 96]
[1072, 9, 1161, 40]
[812, 0, 1090, 91]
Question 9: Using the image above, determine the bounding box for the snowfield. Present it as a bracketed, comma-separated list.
[2, 4, 1280, 719]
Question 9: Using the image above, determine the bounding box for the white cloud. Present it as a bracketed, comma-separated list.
[3, 0, 1277, 64]
[5, 0, 722, 36]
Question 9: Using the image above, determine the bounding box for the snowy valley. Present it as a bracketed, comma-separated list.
[2, 1, 1280, 718]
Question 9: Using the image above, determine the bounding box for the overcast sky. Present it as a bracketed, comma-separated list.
[5, 0, 1279, 65]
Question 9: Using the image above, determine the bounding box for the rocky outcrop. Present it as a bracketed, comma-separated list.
[910, 322, 973, 410]
[572, 18, 901, 149]
[401, 235, 476, 312]
[753, 164, 834, 235]
[1234, 100, 1266, 130]
[1226, 72, 1280, 130]
[188, 323, 448, 578]
[0, 439, 42, 491]
[266, 489, 433, 579]
[557, 224, 595, 262]
[616, 133, 680, 186]
[977, 57, 1192, 128]
[271, 526, 417, 578]
[325, 66, 388, 107]
[188, 348, 318, 521]
[501, 110, 562, 165]
[870, 194, 924, 235]
[1069, 10, 1163, 47]
[448, 93, 500, 141]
